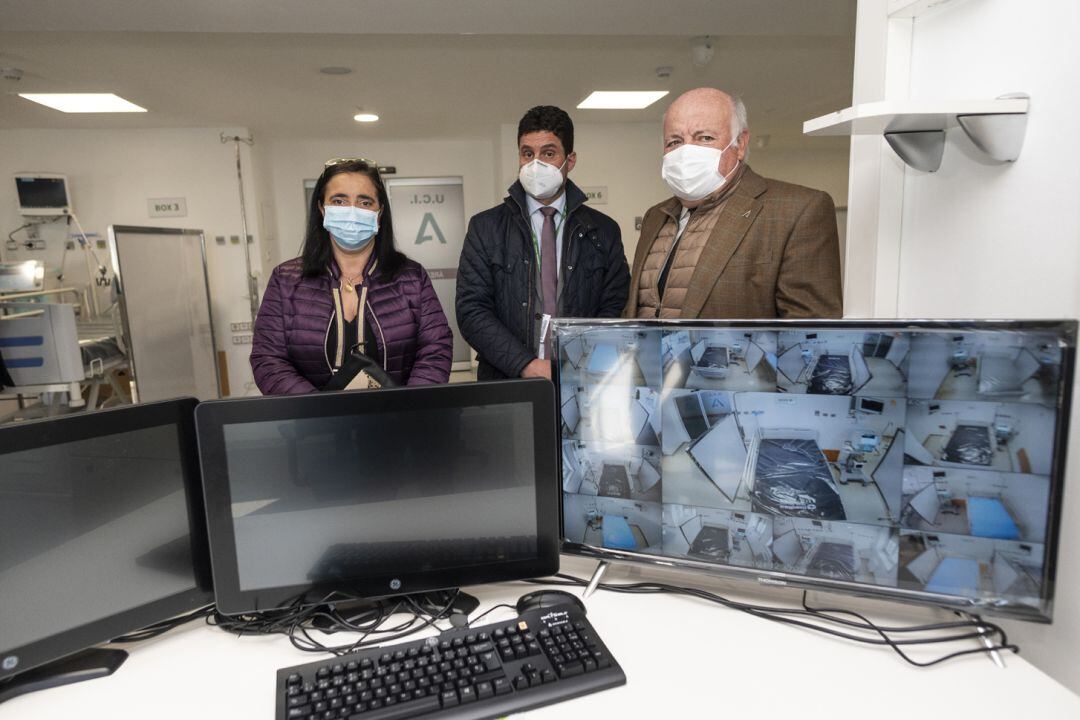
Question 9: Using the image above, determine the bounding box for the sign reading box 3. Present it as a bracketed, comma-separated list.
[148, 197, 188, 218]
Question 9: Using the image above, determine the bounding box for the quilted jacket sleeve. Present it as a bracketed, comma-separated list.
[456, 216, 534, 378]
[406, 268, 453, 385]
[596, 218, 629, 318]
[250, 267, 319, 395]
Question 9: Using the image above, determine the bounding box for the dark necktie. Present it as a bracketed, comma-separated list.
[540, 206, 559, 358]
[540, 206, 559, 316]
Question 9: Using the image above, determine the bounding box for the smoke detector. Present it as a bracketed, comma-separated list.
[691, 37, 715, 67]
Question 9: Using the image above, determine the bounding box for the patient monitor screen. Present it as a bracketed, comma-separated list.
[556, 324, 1070, 618]
[222, 403, 538, 591]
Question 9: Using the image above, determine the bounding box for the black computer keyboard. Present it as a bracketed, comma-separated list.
[276, 603, 625, 720]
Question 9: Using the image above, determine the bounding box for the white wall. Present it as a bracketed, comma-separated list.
[847, 0, 1080, 692]
[0, 127, 266, 397]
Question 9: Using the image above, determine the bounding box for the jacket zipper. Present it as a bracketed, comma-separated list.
[323, 311, 335, 373]
[367, 298, 388, 369]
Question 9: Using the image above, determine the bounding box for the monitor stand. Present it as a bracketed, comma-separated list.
[0, 648, 128, 705]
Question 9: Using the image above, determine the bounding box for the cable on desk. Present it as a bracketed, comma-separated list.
[527, 573, 1018, 667]
[207, 589, 463, 657]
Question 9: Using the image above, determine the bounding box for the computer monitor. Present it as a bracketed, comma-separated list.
[554, 319, 1075, 622]
[0, 398, 213, 703]
[195, 380, 560, 615]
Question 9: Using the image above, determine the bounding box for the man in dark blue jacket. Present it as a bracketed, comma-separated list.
[456, 106, 630, 380]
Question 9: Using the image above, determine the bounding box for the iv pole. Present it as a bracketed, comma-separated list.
[221, 133, 259, 325]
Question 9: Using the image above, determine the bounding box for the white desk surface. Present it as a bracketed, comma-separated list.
[5, 557, 1079, 719]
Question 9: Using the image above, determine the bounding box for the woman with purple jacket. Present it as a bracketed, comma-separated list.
[251, 159, 452, 394]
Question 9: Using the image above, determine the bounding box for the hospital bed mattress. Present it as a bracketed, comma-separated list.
[924, 556, 982, 598]
[597, 463, 632, 499]
[751, 438, 847, 520]
[807, 354, 853, 395]
[586, 343, 620, 374]
[79, 336, 123, 366]
[966, 496, 1021, 540]
[943, 424, 993, 466]
[694, 346, 730, 378]
[601, 515, 640, 550]
[807, 541, 857, 581]
[688, 525, 729, 561]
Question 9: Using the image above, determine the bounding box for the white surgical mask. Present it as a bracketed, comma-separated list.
[661, 138, 740, 202]
[519, 158, 566, 200]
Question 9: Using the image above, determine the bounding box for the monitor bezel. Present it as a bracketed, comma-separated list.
[553, 318, 1076, 623]
[195, 380, 561, 616]
[0, 397, 213, 683]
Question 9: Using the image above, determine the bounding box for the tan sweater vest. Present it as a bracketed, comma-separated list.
[635, 179, 740, 318]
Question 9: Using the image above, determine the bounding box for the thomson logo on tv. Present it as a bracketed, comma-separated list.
[1, 656, 17, 671]
[758, 577, 788, 587]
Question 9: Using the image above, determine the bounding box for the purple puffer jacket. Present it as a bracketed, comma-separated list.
[250, 256, 453, 394]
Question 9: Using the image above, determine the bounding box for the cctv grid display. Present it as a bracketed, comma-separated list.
[554, 320, 1074, 619]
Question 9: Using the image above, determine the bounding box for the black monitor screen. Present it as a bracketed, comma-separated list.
[0, 399, 211, 681]
[555, 320, 1075, 622]
[197, 381, 560, 614]
[15, 177, 68, 209]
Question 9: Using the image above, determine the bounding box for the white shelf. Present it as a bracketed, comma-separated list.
[803, 97, 1030, 172]
[803, 98, 1029, 136]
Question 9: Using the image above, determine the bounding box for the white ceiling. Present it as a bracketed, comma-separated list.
[0, 0, 856, 36]
[0, 1, 856, 148]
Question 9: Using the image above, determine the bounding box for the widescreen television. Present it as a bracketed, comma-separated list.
[195, 380, 560, 615]
[553, 319, 1075, 622]
[0, 398, 213, 703]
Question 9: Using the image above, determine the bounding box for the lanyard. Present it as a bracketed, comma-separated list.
[529, 207, 566, 273]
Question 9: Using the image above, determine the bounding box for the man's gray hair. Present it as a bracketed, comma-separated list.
[730, 94, 749, 159]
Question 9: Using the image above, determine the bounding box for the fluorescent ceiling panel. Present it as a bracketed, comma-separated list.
[19, 93, 147, 113]
[577, 91, 669, 110]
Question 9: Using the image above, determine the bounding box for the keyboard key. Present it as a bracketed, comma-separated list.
[347, 694, 440, 720]
[583, 657, 598, 673]
[492, 677, 512, 696]
[512, 676, 529, 691]
[288, 694, 309, 707]
[476, 681, 494, 699]
[459, 686, 477, 704]
[557, 661, 584, 679]
[541, 669, 556, 684]
[287, 706, 309, 718]
[439, 689, 459, 708]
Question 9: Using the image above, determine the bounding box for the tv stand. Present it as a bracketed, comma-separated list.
[0, 648, 128, 704]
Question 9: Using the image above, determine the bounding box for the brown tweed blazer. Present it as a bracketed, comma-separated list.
[623, 165, 843, 320]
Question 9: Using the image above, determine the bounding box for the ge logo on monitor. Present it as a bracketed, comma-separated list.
[389, 579, 402, 591]
[1, 656, 17, 671]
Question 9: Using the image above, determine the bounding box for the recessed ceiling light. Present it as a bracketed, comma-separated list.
[18, 93, 147, 113]
[353, 113, 379, 123]
[577, 91, 669, 110]
[319, 66, 353, 75]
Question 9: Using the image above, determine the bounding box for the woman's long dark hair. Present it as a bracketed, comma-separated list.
[301, 159, 405, 279]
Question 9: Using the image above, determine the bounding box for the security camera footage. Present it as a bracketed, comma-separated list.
[556, 324, 1071, 616]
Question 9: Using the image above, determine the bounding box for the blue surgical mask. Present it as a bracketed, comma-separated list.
[323, 205, 379, 251]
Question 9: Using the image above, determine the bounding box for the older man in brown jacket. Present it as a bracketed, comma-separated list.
[625, 88, 843, 320]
